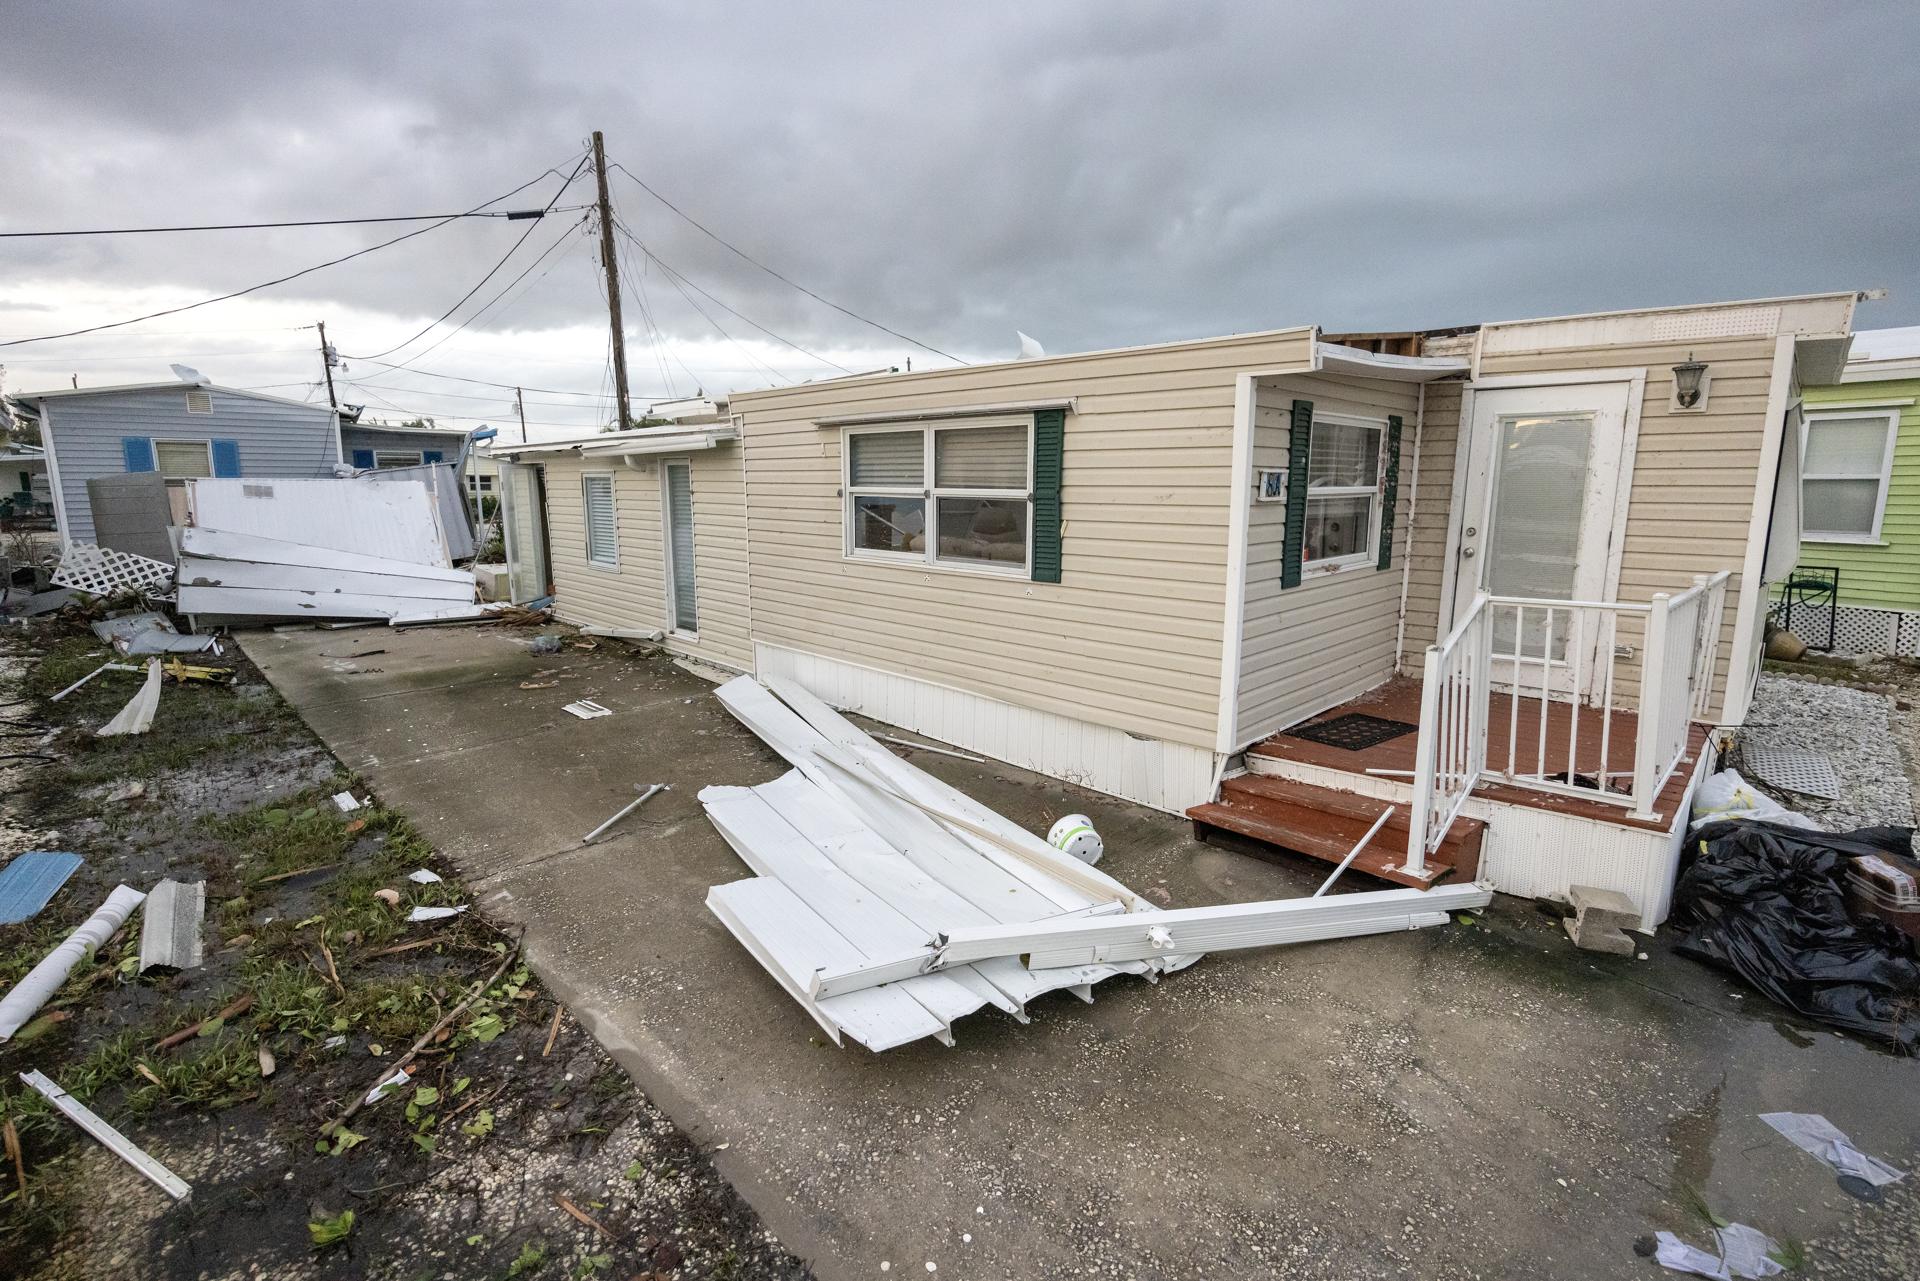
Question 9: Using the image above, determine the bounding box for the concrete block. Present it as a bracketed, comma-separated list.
[1569, 885, 1639, 932]
[1563, 915, 1635, 956]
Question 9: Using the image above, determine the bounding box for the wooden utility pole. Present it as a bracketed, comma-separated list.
[515, 387, 528, 444]
[590, 130, 632, 432]
[316, 321, 339, 412]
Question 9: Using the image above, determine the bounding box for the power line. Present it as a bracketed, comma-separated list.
[0, 208, 590, 238]
[621, 221, 795, 387]
[337, 379, 609, 430]
[612, 219, 851, 375]
[350, 156, 590, 362]
[342, 356, 644, 399]
[0, 159, 585, 350]
[608, 160, 963, 364]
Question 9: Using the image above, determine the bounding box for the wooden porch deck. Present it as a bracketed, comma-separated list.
[1247, 676, 1711, 832]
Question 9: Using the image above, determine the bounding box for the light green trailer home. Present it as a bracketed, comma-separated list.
[1785, 326, 1920, 651]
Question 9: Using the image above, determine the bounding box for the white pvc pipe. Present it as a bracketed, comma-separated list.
[0, 884, 146, 1040]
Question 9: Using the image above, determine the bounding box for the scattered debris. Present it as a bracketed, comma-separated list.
[333, 790, 362, 812]
[529, 634, 563, 656]
[519, 679, 559, 689]
[406, 868, 442, 884]
[49, 659, 142, 703]
[1760, 1112, 1905, 1192]
[49, 542, 175, 596]
[18, 1069, 192, 1202]
[1047, 813, 1104, 865]
[174, 526, 484, 625]
[153, 992, 256, 1052]
[96, 658, 163, 736]
[872, 732, 987, 763]
[5, 587, 80, 618]
[1674, 821, 1920, 1049]
[1653, 1224, 1783, 1279]
[543, 1005, 565, 1057]
[1741, 745, 1843, 801]
[373, 887, 402, 907]
[92, 611, 219, 656]
[159, 657, 236, 685]
[0, 850, 84, 925]
[407, 905, 467, 922]
[1561, 884, 1639, 954]
[362, 1067, 413, 1107]
[582, 783, 666, 844]
[1690, 769, 1821, 831]
[258, 1044, 277, 1077]
[562, 698, 613, 719]
[139, 877, 207, 972]
[104, 779, 146, 803]
[703, 675, 1489, 1050]
[0, 883, 146, 1040]
[1846, 851, 1920, 939]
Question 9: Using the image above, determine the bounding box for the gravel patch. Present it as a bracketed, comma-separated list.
[1740, 673, 1915, 830]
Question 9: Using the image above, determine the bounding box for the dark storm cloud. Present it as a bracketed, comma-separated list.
[4, 0, 1918, 395]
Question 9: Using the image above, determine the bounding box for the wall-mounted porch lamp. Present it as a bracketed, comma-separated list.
[1671, 353, 1710, 411]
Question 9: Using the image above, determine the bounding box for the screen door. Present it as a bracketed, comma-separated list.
[663, 460, 698, 634]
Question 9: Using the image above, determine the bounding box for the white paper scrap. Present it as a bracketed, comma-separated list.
[407, 905, 467, 922]
[333, 791, 361, 812]
[407, 869, 443, 884]
[363, 1067, 411, 1106]
[1760, 1112, 1905, 1187]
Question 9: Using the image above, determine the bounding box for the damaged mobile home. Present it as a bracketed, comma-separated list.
[493, 291, 1861, 931]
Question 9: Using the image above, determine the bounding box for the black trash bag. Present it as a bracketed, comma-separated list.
[1672, 819, 1920, 1052]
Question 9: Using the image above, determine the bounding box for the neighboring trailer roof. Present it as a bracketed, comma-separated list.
[17, 381, 332, 414]
[495, 422, 739, 459]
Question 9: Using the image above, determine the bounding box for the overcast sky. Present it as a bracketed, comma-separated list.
[4, 2, 1916, 438]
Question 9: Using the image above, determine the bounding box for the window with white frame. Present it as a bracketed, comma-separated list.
[1302, 416, 1384, 569]
[845, 420, 1031, 572]
[1802, 409, 1897, 541]
[582, 473, 619, 567]
[154, 440, 213, 480]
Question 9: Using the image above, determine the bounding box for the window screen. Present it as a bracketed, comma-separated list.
[848, 431, 923, 487]
[935, 424, 1026, 490]
[583, 474, 618, 566]
[154, 441, 212, 479]
[374, 450, 423, 469]
[1803, 413, 1893, 537]
[1307, 421, 1379, 488]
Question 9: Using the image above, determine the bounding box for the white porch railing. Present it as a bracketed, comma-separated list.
[1403, 571, 1731, 876]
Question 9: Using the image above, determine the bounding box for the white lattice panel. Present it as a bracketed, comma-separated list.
[49, 543, 175, 596]
[1772, 602, 1905, 656]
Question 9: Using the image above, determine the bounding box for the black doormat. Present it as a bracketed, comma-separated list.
[1286, 712, 1419, 752]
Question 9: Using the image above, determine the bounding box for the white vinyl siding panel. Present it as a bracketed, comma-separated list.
[734, 328, 1315, 749]
[1235, 372, 1419, 744]
[542, 449, 753, 671]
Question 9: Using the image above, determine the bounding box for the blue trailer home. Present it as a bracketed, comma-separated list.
[339, 421, 468, 471]
[19, 379, 344, 547]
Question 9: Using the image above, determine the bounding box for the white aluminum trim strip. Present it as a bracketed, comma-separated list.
[175, 557, 475, 601]
[97, 659, 162, 736]
[815, 398, 1076, 428]
[19, 1069, 191, 1201]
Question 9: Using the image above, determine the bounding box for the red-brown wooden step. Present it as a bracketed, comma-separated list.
[1184, 774, 1483, 888]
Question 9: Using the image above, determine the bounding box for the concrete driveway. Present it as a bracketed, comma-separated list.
[243, 626, 1920, 1280]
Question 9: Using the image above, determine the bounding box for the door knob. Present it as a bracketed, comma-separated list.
[1462, 547, 1477, 558]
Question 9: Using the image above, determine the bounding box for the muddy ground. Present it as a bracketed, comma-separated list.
[0, 611, 810, 1281]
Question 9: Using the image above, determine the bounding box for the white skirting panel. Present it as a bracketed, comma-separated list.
[1244, 749, 1712, 930]
[754, 643, 1222, 814]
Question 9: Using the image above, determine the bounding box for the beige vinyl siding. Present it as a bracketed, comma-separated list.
[732, 328, 1315, 750]
[1399, 333, 1782, 720]
[541, 447, 753, 671]
[1235, 372, 1420, 744]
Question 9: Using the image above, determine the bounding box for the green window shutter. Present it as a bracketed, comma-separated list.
[1031, 407, 1065, 583]
[1376, 413, 1403, 571]
[1280, 399, 1313, 588]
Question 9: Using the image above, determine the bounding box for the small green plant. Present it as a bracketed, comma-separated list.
[1769, 1237, 1809, 1271]
[506, 1239, 548, 1277]
[461, 1109, 495, 1138]
[308, 1209, 356, 1249]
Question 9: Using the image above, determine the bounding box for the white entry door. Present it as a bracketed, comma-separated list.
[662, 460, 698, 635]
[498, 460, 550, 604]
[1451, 382, 1633, 689]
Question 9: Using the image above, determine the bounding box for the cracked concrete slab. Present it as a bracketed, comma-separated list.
[242, 626, 1920, 1281]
